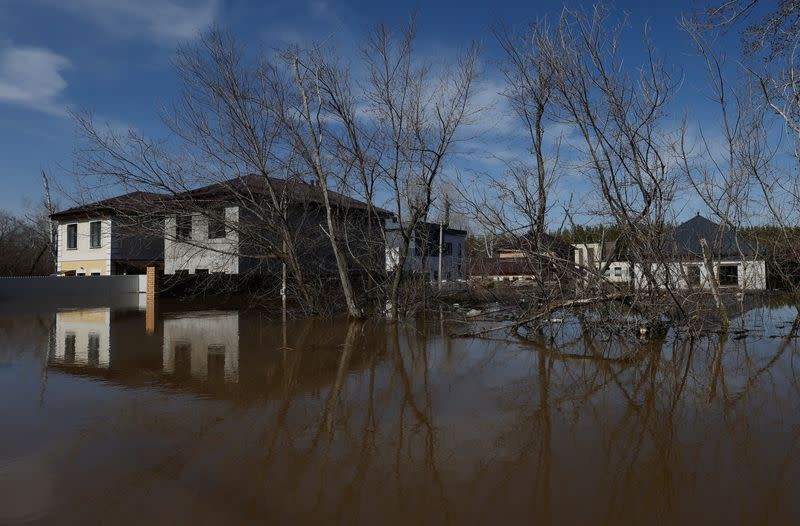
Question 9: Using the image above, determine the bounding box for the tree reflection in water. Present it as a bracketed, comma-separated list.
[10, 301, 800, 523]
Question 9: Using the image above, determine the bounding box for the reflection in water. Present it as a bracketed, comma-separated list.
[52, 308, 110, 368]
[162, 311, 239, 383]
[2, 302, 799, 523]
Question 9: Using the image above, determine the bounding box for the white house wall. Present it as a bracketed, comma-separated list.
[633, 260, 767, 291]
[162, 311, 239, 382]
[164, 207, 240, 274]
[56, 218, 112, 275]
[572, 243, 630, 284]
[53, 308, 111, 368]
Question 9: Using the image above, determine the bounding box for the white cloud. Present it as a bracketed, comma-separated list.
[34, 0, 219, 43]
[0, 42, 71, 115]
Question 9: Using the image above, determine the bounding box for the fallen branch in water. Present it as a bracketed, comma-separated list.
[452, 292, 630, 338]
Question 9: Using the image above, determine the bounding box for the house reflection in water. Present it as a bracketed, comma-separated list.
[53, 308, 110, 368]
[162, 312, 239, 383]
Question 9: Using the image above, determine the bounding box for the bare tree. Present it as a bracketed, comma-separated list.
[362, 21, 479, 318]
[69, 21, 478, 319]
[495, 19, 561, 239]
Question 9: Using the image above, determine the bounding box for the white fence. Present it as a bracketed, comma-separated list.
[0, 275, 147, 301]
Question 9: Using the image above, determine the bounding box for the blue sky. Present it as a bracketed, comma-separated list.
[0, 0, 744, 217]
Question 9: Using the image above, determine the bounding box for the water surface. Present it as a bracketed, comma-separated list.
[1, 301, 800, 524]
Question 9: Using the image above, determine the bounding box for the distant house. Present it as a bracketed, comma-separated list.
[50, 192, 165, 276]
[470, 232, 572, 283]
[572, 240, 631, 284]
[634, 214, 766, 290]
[572, 215, 767, 290]
[164, 175, 385, 276]
[385, 218, 467, 281]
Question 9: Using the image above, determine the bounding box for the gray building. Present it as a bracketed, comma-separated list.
[164, 175, 385, 276]
[634, 214, 767, 290]
[385, 218, 467, 281]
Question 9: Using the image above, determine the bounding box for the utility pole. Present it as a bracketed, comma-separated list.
[437, 198, 449, 290]
[281, 196, 288, 323]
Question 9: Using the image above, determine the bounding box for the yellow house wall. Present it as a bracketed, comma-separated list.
[61, 260, 108, 276]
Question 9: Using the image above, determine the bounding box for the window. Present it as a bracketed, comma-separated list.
[90, 221, 102, 248]
[686, 265, 701, 286]
[443, 242, 453, 256]
[90, 272, 101, 276]
[614, 267, 622, 277]
[174, 342, 192, 379]
[87, 333, 100, 366]
[64, 333, 76, 363]
[208, 208, 226, 239]
[207, 345, 226, 383]
[66, 224, 78, 249]
[719, 265, 738, 286]
[176, 215, 192, 241]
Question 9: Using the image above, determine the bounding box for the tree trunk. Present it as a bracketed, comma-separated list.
[700, 238, 729, 331]
[293, 57, 363, 319]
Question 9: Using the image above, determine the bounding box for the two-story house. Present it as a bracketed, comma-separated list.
[50, 192, 165, 276]
[163, 175, 387, 276]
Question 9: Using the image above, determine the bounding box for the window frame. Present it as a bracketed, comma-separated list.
[207, 208, 226, 239]
[89, 221, 102, 249]
[66, 223, 78, 250]
[686, 265, 701, 286]
[175, 215, 192, 241]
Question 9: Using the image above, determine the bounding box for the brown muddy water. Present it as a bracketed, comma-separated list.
[1, 300, 800, 525]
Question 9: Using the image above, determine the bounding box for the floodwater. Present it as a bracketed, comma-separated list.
[2, 300, 800, 525]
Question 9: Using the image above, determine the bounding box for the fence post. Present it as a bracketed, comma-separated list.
[146, 267, 157, 335]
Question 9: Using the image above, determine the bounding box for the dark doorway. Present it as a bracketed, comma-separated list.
[718, 265, 739, 286]
[686, 265, 701, 286]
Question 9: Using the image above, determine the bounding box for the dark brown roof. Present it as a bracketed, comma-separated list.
[180, 174, 389, 214]
[469, 257, 537, 277]
[50, 191, 166, 220]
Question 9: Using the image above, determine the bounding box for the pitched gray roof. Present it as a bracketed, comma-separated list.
[665, 214, 759, 258]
